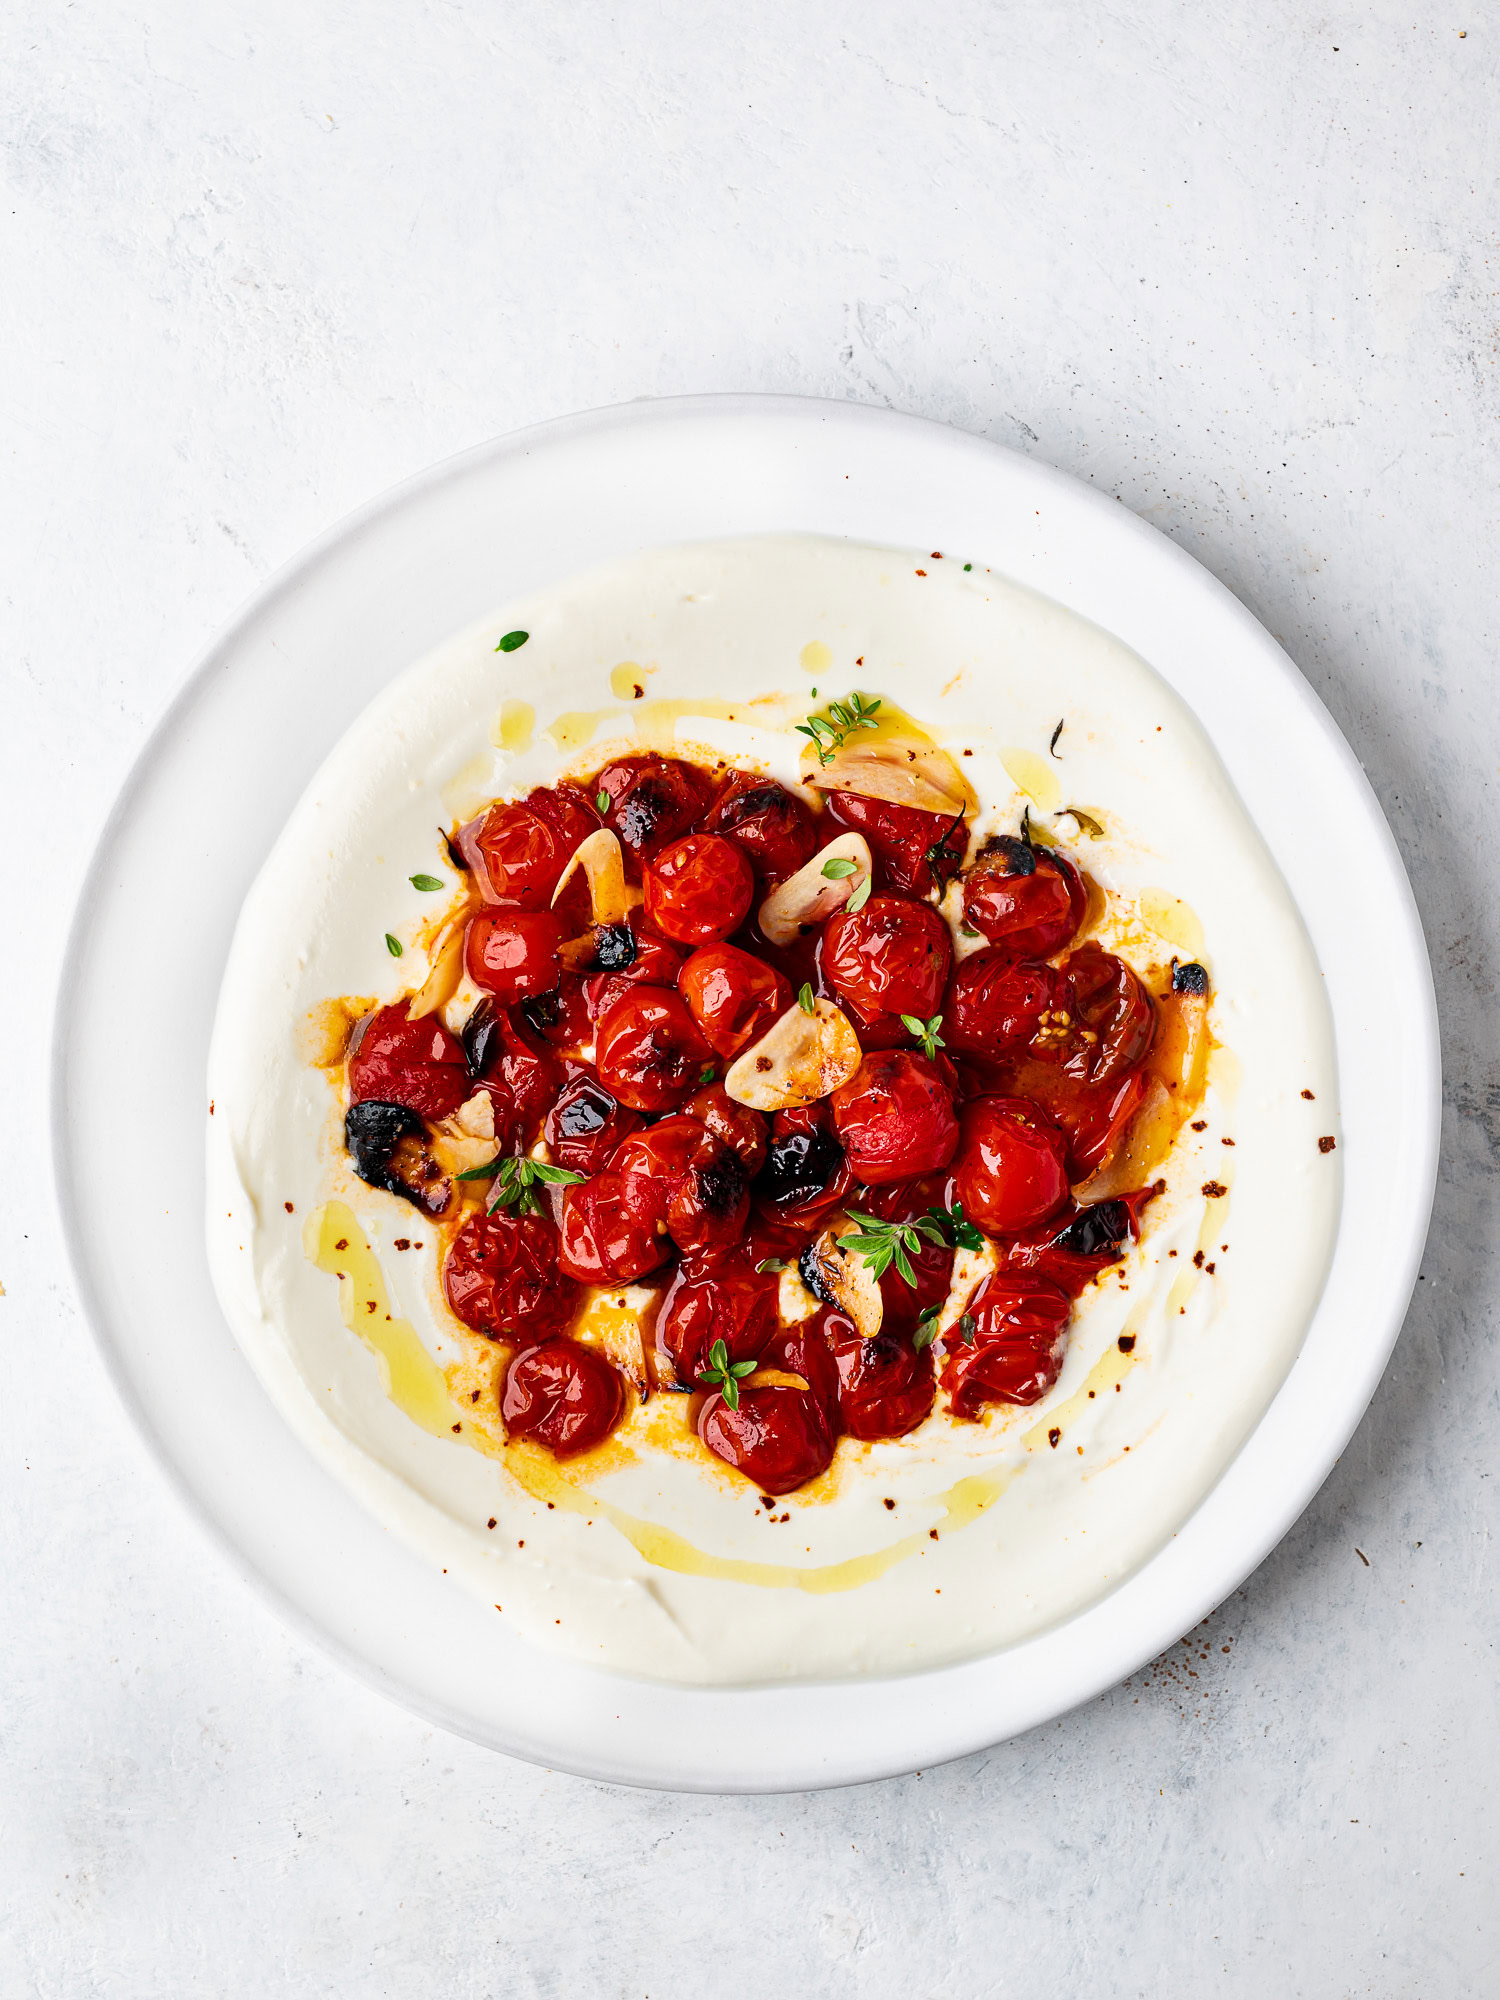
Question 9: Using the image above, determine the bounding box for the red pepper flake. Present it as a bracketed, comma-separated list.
[914, 568, 927, 577]
[1355, 1547, 1369, 1566]
[1201, 1179, 1228, 1199]
[883, 1497, 896, 1510]
[209, 1100, 215, 1115]
[1220, 1136, 1235, 1147]
[855, 655, 864, 666]
[1302, 1088, 1316, 1100]
[487, 1518, 496, 1529]
[1048, 1427, 1061, 1448]
[451, 1423, 461, 1433]
[365, 1300, 377, 1315]
[1190, 1120, 1207, 1133]
[760, 1495, 775, 1510]
[469, 1389, 479, 1403]
[1193, 1250, 1205, 1269]
[335, 1238, 349, 1251]
[1118, 1334, 1136, 1353]
[393, 1237, 411, 1251]
[928, 1528, 939, 1541]
[284, 1200, 295, 1213]
[1319, 1135, 1337, 1154]
[930, 551, 943, 558]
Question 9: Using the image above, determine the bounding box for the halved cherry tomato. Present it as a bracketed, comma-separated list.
[593, 754, 715, 874]
[825, 790, 969, 896]
[556, 1174, 670, 1284]
[543, 1071, 643, 1175]
[465, 909, 565, 1003]
[679, 943, 792, 1059]
[594, 986, 713, 1112]
[830, 1050, 960, 1185]
[643, 833, 755, 947]
[699, 773, 818, 883]
[613, 1115, 750, 1251]
[1036, 944, 1154, 1085]
[348, 1004, 469, 1119]
[952, 1095, 1070, 1235]
[754, 1101, 853, 1228]
[502, 1339, 626, 1457]
[944, 951, 1057, 1059]
[443, 1209, 578, 1339]
[962, 837, 1086, 960]
[940, 1274, 1072, 1417]
[822, 894, 952, 1020]
[681, 1081, 769, 1176]
[827, 1317, 936, 1439]
[698, 1382, 835, 1495]
[1002, 1190, 1154, 1298]
[654, 1260, 778, 1380]
[462, 1000, 563, 1147]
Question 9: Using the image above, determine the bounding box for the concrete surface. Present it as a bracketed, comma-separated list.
[3, 2, 1495, 1994]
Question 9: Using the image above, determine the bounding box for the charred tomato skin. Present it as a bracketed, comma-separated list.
[443, 1208, 579, 1339]
[940, 1275, 1072, 1417]
[962, 837, 1086, 960]
[593, 986, 714, 1113]
[613, 1115, 750, 1252]
[502, 1339, 626, 1458]
[681, 1081, 770, 1176]
[1002, 1191, 1151, 1298]
[952, 1095, 1071, 1235]
[824, 790, 969, 896]
[829, 1050, 960, 1185]
[822, 893, 953, 1021]
[654, 1260, 778, 1381]
[699, 773, 818, 883]
[827, 1318, 937, 1440]
[556, 1173, 670, 1284]
[755, 1101, 854, 1228]
[678, 943, 793, 1059]
[347, 1003, 469, 1119]
[343, 1100, 451, 1215]
[643, 833, 756, 947]
[1043, 943, 1155, 1085]
[944, 951, 1057, 1060]
[593, 754, 714, 874]
[698, 1382, 836, 1495]
[465, 908, 566, 1004]
[543, 1071, 643, 1176]
[463, 1001, 564, 1149]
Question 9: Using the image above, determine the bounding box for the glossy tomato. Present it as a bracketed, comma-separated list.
[502, 1339, 626, 1458]
[593, 754, 714, 873]
[698, 1382, 835, 1495]
[1037, 944, 1154, 1085]
[822, 894, 952, 1021]
[678, 943, 792, 1058]
[940, 1274, 1071, 1417]
[943, 950, 1057, 1059]
[582, 921, 686, 1024]
[518, 974, 593, 1056]
[347, 1003, 469, 1120]
[828, 1319, 936, 1440]
[760, 1319, 842, 1421]
[699, 773, 817, 882]
[442, 1208, 578, 1339]
[681, 1081, 769, 1175]
[830, 1050, 960, 1185]
[465, 908, 565, 1003]
[594, 986, 713, 1112]
[824, 790, 969, 896]
[952, 1095, 1070, 1235]
[462, 1000, 564, 1146]
[754, 1101, 853, 1228]
[1000, 1062, 1147, 1182]
[613, 1115, 750, 1251]
[654, 1261, 778, 1380]
[465, 781, 597, 910]
[556, 1174, 669, 1284]
[643, 833, 755, 947]
[1002, 1191, 1152, 1298]
[962, 836, 1086, 960]
[543, 1071, 642, 1175]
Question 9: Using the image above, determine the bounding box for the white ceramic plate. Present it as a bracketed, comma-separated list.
[52, 396, 1439, 1792]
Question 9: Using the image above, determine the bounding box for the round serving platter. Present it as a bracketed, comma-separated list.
[51, 395, 1439, 1791]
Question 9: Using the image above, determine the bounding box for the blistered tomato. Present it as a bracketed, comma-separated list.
[582, 922, 687, 1024]
[1039, 944, 1154, 1084]
[502, 1339, 626, 1457]
[681, 1082, 770, 1175]
[952, 1095, 1070, 1235]
[518, 975, 593, 1055]
[828, 1318, 936, 1440]
[613, 1115, 750, 1251]
[940, 1275, 1071, 1417]
[442, 1209, 578, 1340]
[699, 774, 818, 883]
[698, 1383, 835, 1495]
[543, 1071, 643, 1176]
[465, 909, 566, 1003]
[679, 943, 792, 1058]
[593, 754, 714, 873]
[556, 1174, 669, 1284]
[829, 1050, 960, 1185]
[824, 790, 969, 896]
[462, 1000, 563, 1146]
[822, 894, 952, 1020]
[943, 951, 1057, 1059]
[654, 1261, 778, 1381]
[962, 836, 1086, 959]
[594, 986, 713, 1112]
[1002, 1191, 1152, 1298]
[643, 834, 755, 947]
[755, 1102, 853, 1228]
[348, 1004, 469, 1119]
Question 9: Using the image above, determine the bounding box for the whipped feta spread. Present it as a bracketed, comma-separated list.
[206, 536, 1339, 1684]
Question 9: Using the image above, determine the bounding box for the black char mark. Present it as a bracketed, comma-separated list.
[462, 998, 500, 1078]
[615, 779, 677, 854]
[982, 834, 1037, 878]
[345, 1101, 452, 1216]
[1172, 960, 1210, 996]
[1050, 1200, 1131, 1256]
[797, 1244, 838, 1306]
[759, 1125, 844, 1209]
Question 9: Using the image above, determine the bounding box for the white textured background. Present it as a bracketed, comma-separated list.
[4, 3, 1496, 1994]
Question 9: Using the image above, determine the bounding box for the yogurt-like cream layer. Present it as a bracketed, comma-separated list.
[205, 536, 1339, 1685]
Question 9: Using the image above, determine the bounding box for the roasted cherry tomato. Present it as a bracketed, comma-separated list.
[443, 1209, 578, 1339]
[462, 782, 594, 911]
[699, 773, 818, 883]
[462, 1000, 563, 1147]
[944, 951, 1057, 1059]
[465, 908, 566, 1003]
[830, 1050, 960, 1185]
[822, 894, 952, 1021]
[755, 1101, 853, 1228]
[582, 920, 686, 1023]
[518, 975, 593, 1055]
[681, 1081, 769, 1176]
[827, 1318, 937, 1440]
[952, 1095, 1070, 1235]
[613, 1115, 750, 1251]
[594, 986, 713, 1112]
[347, 1003, 469, 1120]
[643, 833, 755, 947]
[679, 943, 792, 1058]
[1002, 1190, 1153, 1298]
[760, 1319, 842, 1422]
[654, 1260, 778, 1381]
[940, 1274, 1072, 1417]
[962, 836, 1086, 960]
[593, 754, 714, 874]
[825, 790, 969, 896]
[1037, 944, 1154, 1085]
[698, 1382, 835, 1495]
[556, 1173, 670, 1284]
[502, 1338, 626, 1458]
[543, 1070, 643, 1176]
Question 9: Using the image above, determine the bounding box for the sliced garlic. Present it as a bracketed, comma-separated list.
[551, 828, 630, 927]
[800, 1226, 883, 1338]
[933, 1236, 999, 1340]
[757, 833, 872, 947]
[776, 1263, 821, 1325]
[723, 999, 862, 1111]
[451, 1091, 497, 1141]
[406, 915, 470, 1022]
[804, 736, 973, 817]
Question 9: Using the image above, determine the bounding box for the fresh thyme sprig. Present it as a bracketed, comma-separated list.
[795, 691, 882, 766]
[697, 1337, 758, 1410]
[836, 1210, 947, 1287]
[455, 1153, 585, 1216]
[901, 1012, 945, 1059]
[922, 1199, 986, 1253]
